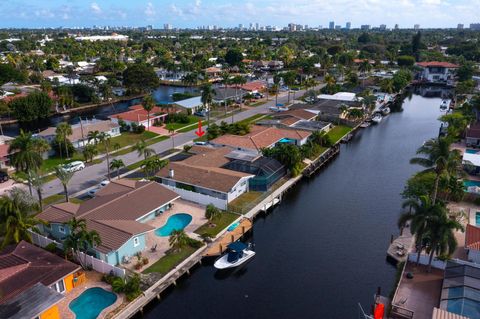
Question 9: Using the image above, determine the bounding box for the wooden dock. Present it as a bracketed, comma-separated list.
[203, 218, 253, 257]
[302, 144, 340, 177]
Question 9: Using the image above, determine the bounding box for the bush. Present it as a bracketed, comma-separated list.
[169, 112, 190, 124]
[187, 238, 204, 249]
[118, 119, 130, 132]
[44, 242, 57, 253]
[102, 274, 116, 285]
[142, 257, 149, 265]
[135, 124, 146, 134]
[134, 262, 143, 270]
[51, 138, 76, 158]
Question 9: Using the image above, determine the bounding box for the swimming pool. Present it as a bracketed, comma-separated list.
[155, 213, 192, 237]
[466, 149, 479, 154]
[464, 180, 480, 188]
[69, 287, 117, 319]
[476, 212, 480, 226]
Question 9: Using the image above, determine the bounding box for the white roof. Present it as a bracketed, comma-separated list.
[432, 307, 468, 319]
[317, 92, 358, 102]
[174, 96, 202, 109]
[463, 152, 480, 167]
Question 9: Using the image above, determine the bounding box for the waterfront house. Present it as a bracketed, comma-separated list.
[174, 96, 203, 113]
[465, 224, 480, 263]
[0, 241, 82, 319]
[0, 135, 14, 168]
[213, 87, 247, 104]
[204, 67, 222, 81]
[466, 122, 480, 147]
[228, 80, 267, 94]
[36, 179, 180, 265]
[416, 61, 459, 83]
[110, 104, 168, 129]
[210, 125, 311, 154]
[462, 152, 480, 175]
[36, 119, 120, 149]
[157, 147, 255, 209]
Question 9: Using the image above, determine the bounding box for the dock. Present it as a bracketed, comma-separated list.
[386, 227, 414, 264]
[302, 144, 340, 177]
[203, 218, 253, 257]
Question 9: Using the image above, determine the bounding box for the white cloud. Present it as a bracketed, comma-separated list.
[90, 2, 102, 14]
[145, 2, 156, 18]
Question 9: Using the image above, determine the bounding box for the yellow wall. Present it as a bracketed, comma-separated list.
[40, 305, 60, 319]
[64, 273, 74, 292]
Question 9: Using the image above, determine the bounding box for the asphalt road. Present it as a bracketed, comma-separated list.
[42, 87, 319, 198]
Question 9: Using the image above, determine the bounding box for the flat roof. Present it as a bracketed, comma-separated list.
[174, 96, 202, 109]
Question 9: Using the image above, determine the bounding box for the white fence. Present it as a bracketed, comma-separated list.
[166, 186, 227, 210]
[407, 253, 446, 270]
[29, 231, 125, 278]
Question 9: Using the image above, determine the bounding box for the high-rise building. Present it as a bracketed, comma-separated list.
[346, 22, 351, 30]
[146, 25, 153, 31]
[457, 24, 464, 30]
[329, 21, 335, 29]
[238, 23, 244, 30]
[249, 23, 254, 30]
[335, 25, 341, 30]
[414, 24, 420, 30]
[470, 23, 480, 30]
[163, 23, 172, 30]
[360, 24, 370, 30]
[255, 22, 259, 30]
[394, 24, 399, 30]
[379, 24, 387, 30]
[288, 23, 297, 32]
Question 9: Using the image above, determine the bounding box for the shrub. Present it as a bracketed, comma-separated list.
[44, 242, 57, 253]
[135, 125, 146, 134]
[142, 257, 149, 265]
[118, 119, 130, 132]
[124, 274, 142, 301]
[134, 262, 143, 270]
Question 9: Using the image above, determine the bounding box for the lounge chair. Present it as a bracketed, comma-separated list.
[123, 255, 131, 264]
[150, 244, 157, 252]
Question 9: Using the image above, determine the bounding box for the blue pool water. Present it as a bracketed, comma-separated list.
[69, 287, 117, 319]
[155, 213, 192, 237]
[279, 138, 295, 143]
[476, 212, 480, 226]
[466, 149, 479, 154]
[464, 180, 480, 188]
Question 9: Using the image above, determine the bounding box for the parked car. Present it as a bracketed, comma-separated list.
[0, 171, 9, 183]
[87, 187, 99, 197]
[99, 180, 110, 188]
[194, 141, 207, 146]
[61, 161, 85, 173]
[253, 93, 264, 99]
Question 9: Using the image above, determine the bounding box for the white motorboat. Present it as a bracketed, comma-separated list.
[214, 242, 256, 270]
[440, 99, 449, 110]
[381, 107, 391, 115]
[360, 122, 371, 128]
[371, 114, 383, 124]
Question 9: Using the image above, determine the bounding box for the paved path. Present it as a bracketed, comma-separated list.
[42, 86, 321, 198]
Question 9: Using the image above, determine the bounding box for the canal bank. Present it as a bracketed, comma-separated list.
[128, 92, 445, 318]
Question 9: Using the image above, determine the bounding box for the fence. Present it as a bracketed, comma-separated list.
[29, 230, 125, 278]
[165, 185, 228, 210]
[407, 253, 446, 270]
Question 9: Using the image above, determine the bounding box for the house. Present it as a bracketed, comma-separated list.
[465, 224, 480, 263]
[439, 260, 480, 318]
[291, 93, 363, 122]
[157, 147, 254, 209]
[174, 96, 203, 113]
[466, 123, 480, 147]
[0, 135, 14, 167]
[261, 109, 333, 132]
[229, 80, 267, 93]
[268, 60, 284, 71]
[210, 125, 311, 154]
[416, 61, 459, 83]
[36, 119, 120, 149]
[213, 87, 247, 104]
[462, 152, 480, 175]
[204, 67, 222, 80]
[110, 104, 168, 128]
[0, 241, 81, 319]
[37, 180, 180, 265]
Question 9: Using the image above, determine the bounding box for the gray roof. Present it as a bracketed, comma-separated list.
[291, 120, 331, 132]
[174, 96, 202, 109]
[0, 283, 64, 319]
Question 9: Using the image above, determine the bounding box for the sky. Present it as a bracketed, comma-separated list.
[0, 0, 479, 29]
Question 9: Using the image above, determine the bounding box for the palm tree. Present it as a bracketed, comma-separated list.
[424, 208, 463, 272]
[221, 72, 231, 116]
[28, 171, 44, 211]
[87, 130, 101, 146]
[0, 192, 43, 248]
[380, 78, 394, 94]
[169, 229, 189, 252]
[82, 144, 98, 163]
[273, 74, 281, 107]
[9, 131, 50, 195]
[205, 204, 220, 222]
[98, 133, 113, 181]
[133, 140, 156, 161]
[142, 94, 155, 130]
[166, 124, 175, 149]
[359, 60, 372, 87]
[398, 195, 440, 265]
[110, 159, 125, 179]
[141, 157, 169, 178]
[54, 166, 75, 202]
[63, 217, 101, 269]
[56, 122, 73, 159]
[201, 84, 215, 134]
[410, 137, 462, 204]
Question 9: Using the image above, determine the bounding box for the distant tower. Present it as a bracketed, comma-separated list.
[457, 24, 464, 30]
[329, 21, 335, 29]
[414, 24, 420, 30]
[346, 22, 351, 30]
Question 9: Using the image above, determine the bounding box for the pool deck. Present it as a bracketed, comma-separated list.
[123, 199, 207, 273]
[57, 271, 124, 319]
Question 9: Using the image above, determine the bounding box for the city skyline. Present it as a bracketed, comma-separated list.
[1, 0, 480, 29]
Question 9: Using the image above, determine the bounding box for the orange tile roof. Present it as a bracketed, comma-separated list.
[416, 61, 459, 68]
[110, 104, 167, 123]
[211, 125, 311, 151]
[466, 224, 480, 250]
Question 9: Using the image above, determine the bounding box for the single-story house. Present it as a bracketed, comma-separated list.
[291, 94, 363, 122]
[205, 67, 222, 80]
[229, 80, 267, 93]
[37, 179, 180, 266]
[213, 87, 248, 104]
[35, 119, 120, 149]
[416, 61, 459, 83]
[0, 241, 81, 319]
[110, 104, 168, 128]
[257, 109, 333, 133]
[157, 147, 254, 209]
[174, 96, 203, 112]
[210, 125, 311, 154]
[466, 123, 480, 147]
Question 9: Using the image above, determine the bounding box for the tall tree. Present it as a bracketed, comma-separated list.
[63, 217, 101, 269]
[56, 122, 73, 159]
[98, 132, 113, 181]
[109, 159, 125, 179]
[142, 94, 156, 130]
[133, 140, 155, 161]
[54, 166, 75, 202]
[201, 84, 215, 135]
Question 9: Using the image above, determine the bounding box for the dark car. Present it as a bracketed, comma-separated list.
[0, 171, 9, 183]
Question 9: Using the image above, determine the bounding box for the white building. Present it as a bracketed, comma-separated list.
[416, 61, 459, 83]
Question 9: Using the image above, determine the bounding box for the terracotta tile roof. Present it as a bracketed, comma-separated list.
[205, 67, 222, 73]
[466, 224, 480, 250]
[280, 117, 301, 126]
[157, 162, 253, 193]
[416, 61, 459, 68]
[0, 241, 80, 303]
[228, 80, 266, 92]
[182, 147, 231, 168]
[0, 144, 10, 159]
[37, 120, 119, 142]
[211, 125, 311, 151]
[38, 180, 180, 253]
[110, 104, 167, 123]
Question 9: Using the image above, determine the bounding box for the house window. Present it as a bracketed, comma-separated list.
[58, 225, 65, 234]
[51, 280, 65, 293]
[133, 237, 140, 247]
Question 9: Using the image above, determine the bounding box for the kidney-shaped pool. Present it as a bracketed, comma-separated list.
[155, 213, 192, 237]
[69, 287, 117, 319]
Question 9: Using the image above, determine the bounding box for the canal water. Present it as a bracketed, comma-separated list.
[138, 91, 445, 319]
[2, 85, 194, 136]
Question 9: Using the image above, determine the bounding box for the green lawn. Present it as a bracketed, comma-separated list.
[97, 131, 158, 153]
[308, 146, 328, 160]
[177, 120, 207, 133]
[142, 246, 197, 275]
[194, 212, 239, 237]
[111, 135, 169, 157]
[42, 194, 83, 207]
[167, 116, 202, 131]
[326, 125, 353, 143]
[237, 114, 267, 125]
[228, 191, 264, 213]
